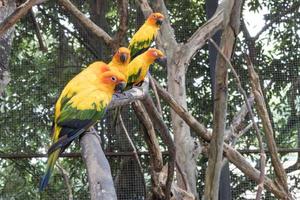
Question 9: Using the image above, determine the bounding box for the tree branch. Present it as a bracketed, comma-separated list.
[210, 38, 266, 199]
[132, 101, 165, 198]
[38, 7, 98, 58]
[150, 76, 162, 115]
[29, 9, 47, 52]
[180, 0, 236, 67]
[0, 0, 39, 37]
[118, 114, 147, 195]
[141, 94, 175, 200]
[152, 79, 292, 199]
[56, 163, 73, 200]
[113, 0, 128, 46]
[80, 129, 117, 200]
[57, 0, 114, 49]
[108, 76, 149, 109]
[246, 56, 290, 194]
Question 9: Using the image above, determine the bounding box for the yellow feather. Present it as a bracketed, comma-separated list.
[127, 52, 154, 84]
[129, 23, 159, 48]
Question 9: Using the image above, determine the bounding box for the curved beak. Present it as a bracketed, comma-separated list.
[156, 18, 163, 26]
[154, 56, 167, 67]
[115, 81, 127, 93]
[120, 53, 127, 63]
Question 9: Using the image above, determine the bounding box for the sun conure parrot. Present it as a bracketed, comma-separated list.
[39, 62, 126, 191]
[108, 47, 131, 77]
[126, 48, 166, 89]
[128, 12, 164, 60]
[111, 48, 166, 126]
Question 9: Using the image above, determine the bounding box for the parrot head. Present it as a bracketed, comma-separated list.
[99, 65, 127, 93]
[113, 47, 131, 65]
[147, 12, 164, 27]
[146, 48, 167, 65]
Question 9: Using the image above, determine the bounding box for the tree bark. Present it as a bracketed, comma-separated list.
[203, 0, 237, 199]
[0, 0, 16, 97]
[80, 130, 117, 200]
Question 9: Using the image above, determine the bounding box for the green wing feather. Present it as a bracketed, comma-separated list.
[126, 68, 142, 89]
[129, 36, 154, 59]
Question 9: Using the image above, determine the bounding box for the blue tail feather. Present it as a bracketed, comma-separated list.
[39, 169, 52, 191]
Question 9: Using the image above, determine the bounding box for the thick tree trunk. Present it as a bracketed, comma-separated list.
[0, 0, 16, 97]
[168, 55, 199, 198]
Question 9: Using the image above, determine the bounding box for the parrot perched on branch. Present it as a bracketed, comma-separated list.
[108, 47, 131, 77]
[111, 48, 166, 126]
[126, 48, 166, 89]
[128, 12, 164, 60]
[39, 62, 126, 191]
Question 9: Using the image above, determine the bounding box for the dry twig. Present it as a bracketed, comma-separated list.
[57, 0, 114, 49]
[150, 76, 162, 115]
[141, 94, 175, 200]
[246, 56, 289, 195]
[0, 0, 39, 36]
[118, 114, 147, 195]
[56, 163, 73, 200]
[29, 9, 47, 51]
[132, 101, 164, 198]
[113, 0, 128, 46]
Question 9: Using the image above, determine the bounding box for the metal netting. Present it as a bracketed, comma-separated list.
[0, 0, 299, 199]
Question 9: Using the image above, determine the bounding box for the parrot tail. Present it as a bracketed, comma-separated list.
[39, 149, 60, 191]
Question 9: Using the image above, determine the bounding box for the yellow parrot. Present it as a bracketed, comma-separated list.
[126, 48, 166, 88]
[128, 13, 164, 59]
[39, 62, 126, 191]
[108, 47, 131, 77]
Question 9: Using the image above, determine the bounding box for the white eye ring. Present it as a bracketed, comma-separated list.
[111, 76, 117, 82]
[153, 51, 158, 57]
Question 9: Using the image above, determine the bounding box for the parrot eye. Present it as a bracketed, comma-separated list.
[111, 76, 117, 82]
[153, 51, 158, 57]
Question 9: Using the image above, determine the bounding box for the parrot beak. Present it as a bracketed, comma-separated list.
[115, 81, 127, 93]
[120, 53, 127, 63]
[156, 19, 163, 26]
[154, 56, 167, 67]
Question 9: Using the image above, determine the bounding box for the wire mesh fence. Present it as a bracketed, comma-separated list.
[0, 0, 299, 199]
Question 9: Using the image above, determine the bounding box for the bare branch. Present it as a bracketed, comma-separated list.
[141, 94, 175, 200]
[58, 0, 114, 49]
[132, 101, 164, 198]
[80, 129, 117, 200]
[118, 114, 147, 195]
[247, 56, 290, 194]
[181, 0, 237, 67]
[204, 2, 238, 195]
[152, 79, 211, 140]
[150, 76, 162, 115]
[108, 76, 149, 109]
[210, 38, 266, 199]
[38, 7, 98, 58]
[56, 163, 73, 200]
[152, 79, 291, 199]
[0, 0, 39, 37]
[113, 0, 128, 46]
[29, 9, 47, 52]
